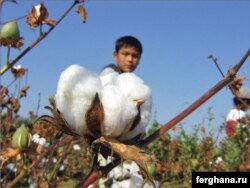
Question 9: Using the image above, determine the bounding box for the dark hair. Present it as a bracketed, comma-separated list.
[233, 97, 250, 106]
[115, 35, 143, 55]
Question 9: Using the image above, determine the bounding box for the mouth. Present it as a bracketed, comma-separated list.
[125, 65, 133, 70]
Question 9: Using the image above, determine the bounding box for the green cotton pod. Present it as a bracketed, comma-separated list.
[146, 162, 156, 176]
[12, 124, 31, 149]
[0, 21, 20, 40]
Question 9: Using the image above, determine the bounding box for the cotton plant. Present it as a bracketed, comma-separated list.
[39, 64, 158, 187]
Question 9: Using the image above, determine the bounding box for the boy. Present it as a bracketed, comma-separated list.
[100, 35, 143, 76]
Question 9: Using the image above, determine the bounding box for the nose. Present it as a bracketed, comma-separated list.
[126, 54, 133, 62]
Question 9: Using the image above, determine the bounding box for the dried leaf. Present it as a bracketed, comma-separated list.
[32, 121, 58, 138]
[229, 76, 246, 97]
[1, 147, 22, 159]
[76, 5, 87, 23]
[8, 97, 20, 113]
[93, 136, 158, 187]
[48, 96, 55, 106]
[19, 84, 30, 99]
[85, 93, 104, 138]
[0, 86, 8, 96]
[39, 181, 49, 188]
[0, 87, 9, 107]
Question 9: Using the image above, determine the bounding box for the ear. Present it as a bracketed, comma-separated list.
[113, 51, 118, 61]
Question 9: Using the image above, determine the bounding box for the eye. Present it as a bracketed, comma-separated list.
[132, 54, 139, 59]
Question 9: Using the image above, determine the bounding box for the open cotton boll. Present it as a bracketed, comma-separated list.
[55, 64, 102, 135]
[100, 72, 119, 86]
[100, 85, 138, 137]
[119, 96, 152, 141]
[69, 77, 102, 134]
[115, 73, 151, 101]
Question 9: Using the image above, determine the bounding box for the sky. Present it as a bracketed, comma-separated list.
[1, 0, 250, 140]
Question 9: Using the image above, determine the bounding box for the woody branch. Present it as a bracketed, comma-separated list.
[81, 48, 250, 188]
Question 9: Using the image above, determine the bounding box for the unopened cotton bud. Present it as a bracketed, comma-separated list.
[146, 162, 156, 176]
[12, 124, 31, 149]
[0, 21, 20, 40]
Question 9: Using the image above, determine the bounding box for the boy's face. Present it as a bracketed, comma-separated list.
[113, 46, 141, 73]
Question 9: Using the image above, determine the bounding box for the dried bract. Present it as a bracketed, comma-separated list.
[0, 37, 24, 49]
[26, 3, 56, 28]
[37, 105, 80, 138]
[11, 65, 26, 78]
[76, 5, 87, 23]
[85, 93, 104, 138]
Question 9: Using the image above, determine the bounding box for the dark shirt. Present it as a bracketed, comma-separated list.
[100, 64, 121, 76]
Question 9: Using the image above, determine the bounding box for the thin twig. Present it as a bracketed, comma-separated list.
[208, 55, 225, 77]
[209, 51, 250, 108]
[0, 0, 83, 76]
[47, 137, 74, 184]
[35, 92, 41, 117]
[5, 141, 58, 188]
[0, 14, 27, 25]
[5, 135, 73, 188]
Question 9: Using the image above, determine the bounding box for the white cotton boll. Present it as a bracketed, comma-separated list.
[55, 65, 152, 140]
[55, 64, 86, 116]
[59, 165, 65, 171]
[38, 137, 47, 146]
[6, 163, 16, 172]
[34, 4, 42, 17]
[32, 134, 40, 143]
[55, 64, 102, 135]
[73, 144, 81, 151]
[108, 166, 124, 179]
[70, 76, 102, 133]
[114, 73, 152, 141]
[115, 73, 151, 101]
[119, 96, 152, 141]
[100, 85, 138, 137]
[100, 72, 119, 86]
